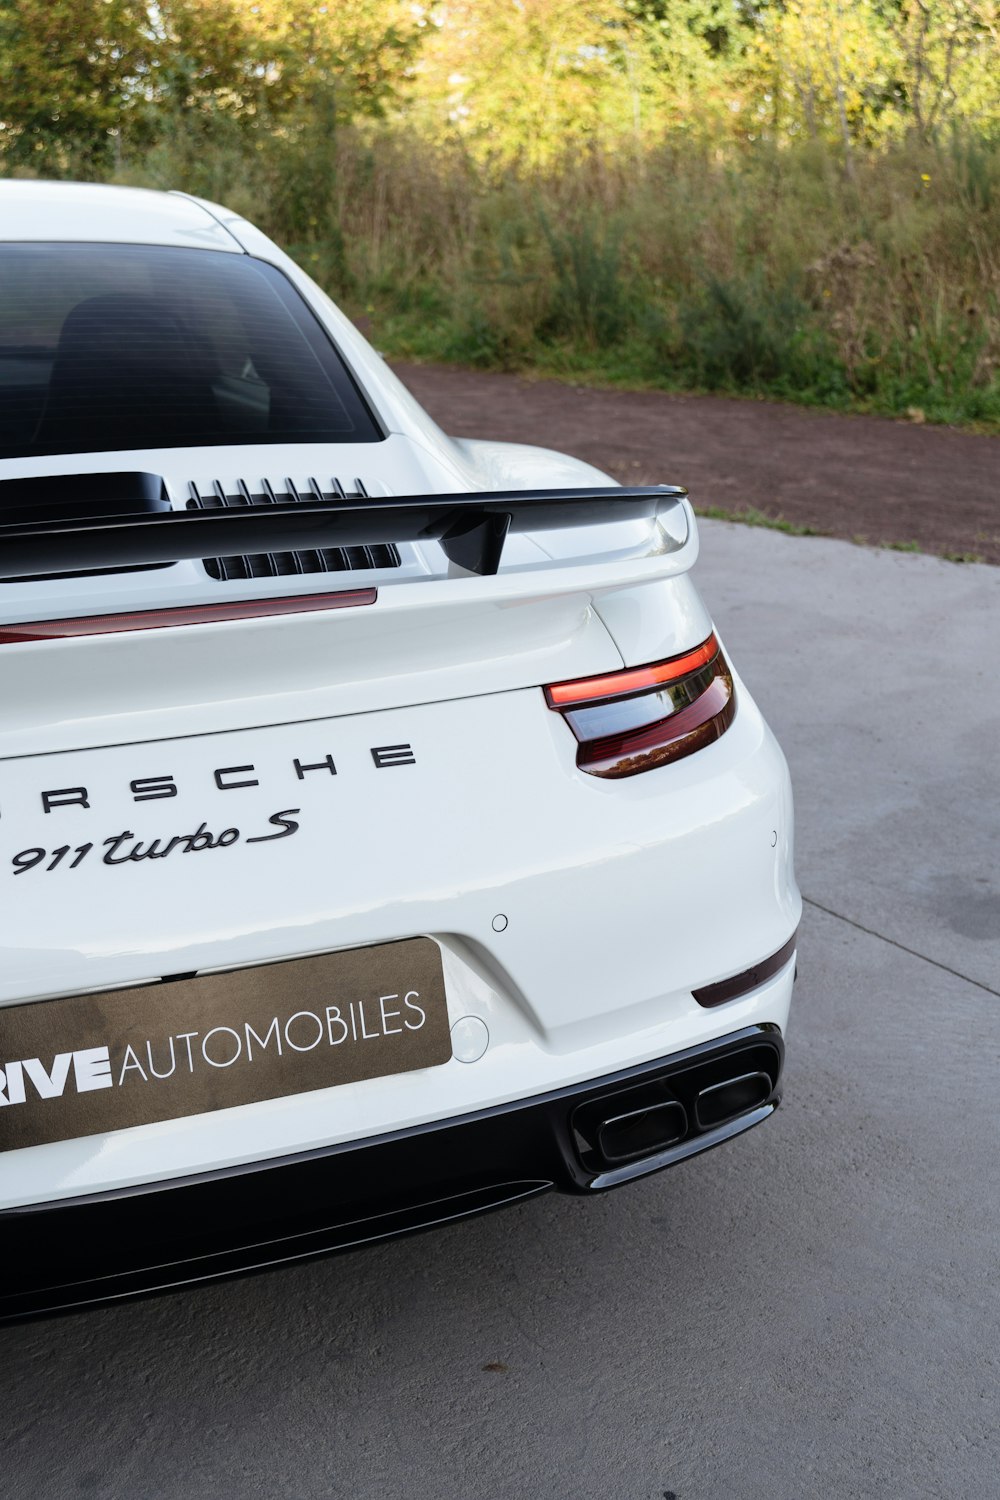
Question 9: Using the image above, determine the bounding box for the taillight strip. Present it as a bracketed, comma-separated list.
[545, 631, 736, 779]
[545, 633, 720, 707]
[0, 588, 377, 643]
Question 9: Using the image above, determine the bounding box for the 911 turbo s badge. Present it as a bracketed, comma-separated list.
[11, 809, 300, 876]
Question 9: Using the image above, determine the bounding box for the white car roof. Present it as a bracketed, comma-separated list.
[0, 180, 241, 252]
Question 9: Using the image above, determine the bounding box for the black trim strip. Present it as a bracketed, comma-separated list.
[0, 484, 686, 580]
[692, 931, 798, 1008]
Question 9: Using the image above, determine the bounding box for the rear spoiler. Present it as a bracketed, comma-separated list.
[0, 484, 687, 581]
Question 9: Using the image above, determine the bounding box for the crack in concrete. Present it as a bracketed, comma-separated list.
[802, 895, 1000, 999]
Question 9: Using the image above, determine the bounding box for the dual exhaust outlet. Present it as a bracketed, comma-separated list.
[596, 1070, 773, 1166]
[570, 1033, 782, 1178]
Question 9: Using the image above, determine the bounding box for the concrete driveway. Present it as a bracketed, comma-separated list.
[5, 524, 999, 1500]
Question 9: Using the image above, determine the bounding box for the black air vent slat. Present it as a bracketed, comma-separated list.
[185, 478, 401, 581]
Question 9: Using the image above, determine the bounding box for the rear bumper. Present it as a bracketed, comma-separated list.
[0, 684, 798, 1209]
[1, 1024, 782, 1323]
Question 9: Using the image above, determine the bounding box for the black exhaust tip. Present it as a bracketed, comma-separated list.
[572, 1078, 687, 1172]
[694, 1070, 772, 1131]
[597, 1100, 688, 1166]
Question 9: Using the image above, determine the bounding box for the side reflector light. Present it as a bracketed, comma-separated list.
[545, 631, 735, 778]
[693, 931, 798, 1008]
[0, 588, 377, 643]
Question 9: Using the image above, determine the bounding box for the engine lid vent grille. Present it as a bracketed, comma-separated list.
[186, 477, 402, 581]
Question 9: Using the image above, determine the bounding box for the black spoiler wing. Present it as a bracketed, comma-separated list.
[0, 484, 687, 581]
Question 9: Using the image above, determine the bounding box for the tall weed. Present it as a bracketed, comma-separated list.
[114, 126, 1000, 428]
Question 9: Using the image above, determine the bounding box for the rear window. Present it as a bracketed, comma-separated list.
[0, 244, 382, 459]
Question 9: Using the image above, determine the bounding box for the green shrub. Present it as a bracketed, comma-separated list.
[675, 274, 844, 396]
[537, 213, 632, 349]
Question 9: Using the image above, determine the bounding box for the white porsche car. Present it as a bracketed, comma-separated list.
[0, 180, 799, 1320]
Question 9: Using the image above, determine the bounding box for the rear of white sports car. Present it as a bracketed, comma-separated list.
[0, 182, 799, 1320]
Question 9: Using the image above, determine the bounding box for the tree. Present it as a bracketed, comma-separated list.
[155, 0, 420, 126]
[881, 0, 1000, 138]
[750, 0, 1000, 149]
[0, 1, 422, 174]
[751, 0, 897, 152]
[0, 0, 155, 172]
[408, 0, 750, 166]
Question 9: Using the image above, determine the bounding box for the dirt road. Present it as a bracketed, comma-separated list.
[391, 362, 1000, 564]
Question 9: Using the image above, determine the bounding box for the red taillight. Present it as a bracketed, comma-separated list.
[545, 631, 735, 779]
[544, 634, 720, 708]
[0, 588, 377, 643]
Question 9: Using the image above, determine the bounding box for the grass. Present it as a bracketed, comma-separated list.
[115, 124, 1000, 431]
[694, 506, 827, 537]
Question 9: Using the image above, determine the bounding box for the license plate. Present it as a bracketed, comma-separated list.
[0, 937, 451, 1152]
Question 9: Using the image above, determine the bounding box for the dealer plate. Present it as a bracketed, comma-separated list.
[0, 937, 451, 1152]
